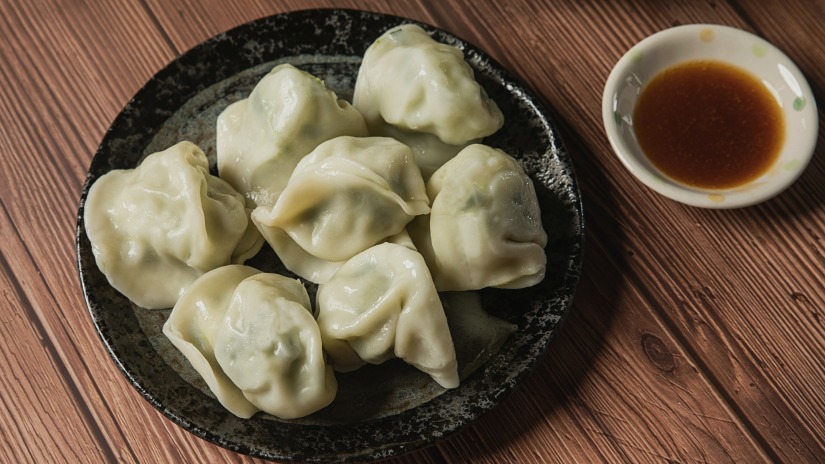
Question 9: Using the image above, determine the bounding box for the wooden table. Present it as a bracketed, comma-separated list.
[2, 0, 823, 462]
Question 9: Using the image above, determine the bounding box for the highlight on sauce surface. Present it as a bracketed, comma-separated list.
[633, 60, 785, 190]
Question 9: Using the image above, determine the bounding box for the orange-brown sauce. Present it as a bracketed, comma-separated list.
[633, 60, 785, 189]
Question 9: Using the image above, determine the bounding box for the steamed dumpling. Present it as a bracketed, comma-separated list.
[316, 242, 459, 389]
[252, 136, 430, 283]
[353, 24, 504, 175]
[217, 64, 368, 207]
[214, 272, 337, 419]
[165, 266, 336, 419]
[410, 144, 548, 291]
[84, 141, 262, 309]
[163, 265, 262, 418]
[354, 24, 503, 144]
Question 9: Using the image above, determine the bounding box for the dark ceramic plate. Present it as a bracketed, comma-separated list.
[76, 8, 583, 463]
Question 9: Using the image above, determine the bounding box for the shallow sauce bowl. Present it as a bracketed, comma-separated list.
[602, 24, 818, 208]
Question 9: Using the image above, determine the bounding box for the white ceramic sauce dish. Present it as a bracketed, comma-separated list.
[602, 24, 817, 208]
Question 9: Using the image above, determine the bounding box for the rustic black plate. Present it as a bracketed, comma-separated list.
[76, 8, 583, 463]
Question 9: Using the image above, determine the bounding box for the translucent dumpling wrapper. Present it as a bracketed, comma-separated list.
[214, 272, 337, 419]
[252, 136, 430, 283]
[353, 24, 503, 174]
[316, 242, 459, 389]
[409, 144, 548, 291]
[217, 64, 368, 207]
[162, 265, 262, 418]
[83, 141, 262, 309]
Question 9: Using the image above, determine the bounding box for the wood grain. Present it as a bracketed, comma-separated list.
[0, 207, 109, 463]
[0, 0, 823, 462]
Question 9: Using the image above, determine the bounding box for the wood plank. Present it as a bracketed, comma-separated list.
[457, 1, 824, 461]
[0, 203, 114, 463]
[621, 200, 825, 462]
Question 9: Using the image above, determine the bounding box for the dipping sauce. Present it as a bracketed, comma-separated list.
[633, 60, 785, 189]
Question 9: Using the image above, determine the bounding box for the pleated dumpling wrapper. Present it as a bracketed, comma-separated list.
[316, 242, 459, 389]
[217, 63, 368, 207]
[353, 24, 504, 178]
[164, 265, 338, 419]
[83, 141, 262, 309]
[252, 136, 430, 283]
[409, 144, 548, 291]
